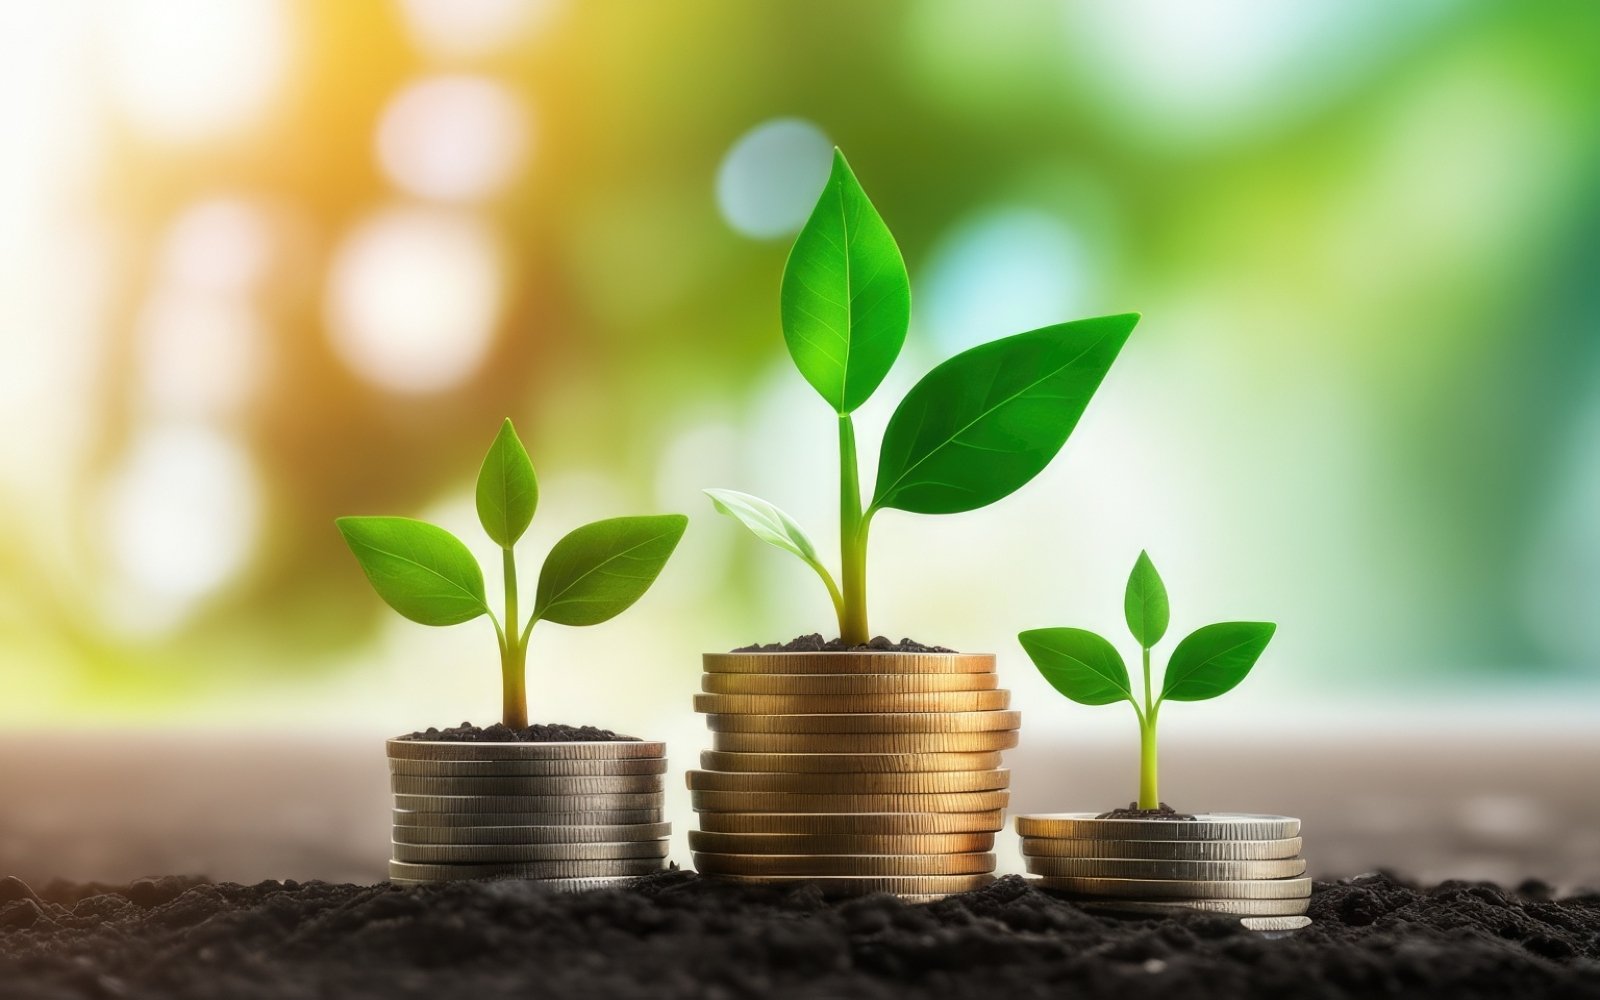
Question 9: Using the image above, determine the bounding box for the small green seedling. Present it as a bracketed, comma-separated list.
[337, 419, 687, 730]
[1018, 552, 1275, 810]
[707, 149, 1138, 644]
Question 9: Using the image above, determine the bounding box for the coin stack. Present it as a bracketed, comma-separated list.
[689, 652, 1019, 899]
[386, 739, 671, 885]
[1017, 812, 1311, 925]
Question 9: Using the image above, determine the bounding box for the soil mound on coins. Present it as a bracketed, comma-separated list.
[1096, 802, 1198, 820]
[2, 872, 1596, 999]
[735, 634, 958, 653]
[398, 722, 639, 743]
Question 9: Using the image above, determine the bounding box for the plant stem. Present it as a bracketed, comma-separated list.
[500, 545, 528, 729]
[1138, 646, 1158, 809]
[838, 413, 870, 645]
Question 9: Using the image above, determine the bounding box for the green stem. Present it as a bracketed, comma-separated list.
[500, 546, 528, 729]
[1138, 703, 1160, 810]
[838, 414, 870, 645]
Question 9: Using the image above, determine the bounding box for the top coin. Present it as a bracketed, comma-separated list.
[703, 652, 995, 675]
[1015, 813, 1300, 841]
[701, 673, 997, 695]
[694, 691, 1010, 715]
[386, 740, 667, 762]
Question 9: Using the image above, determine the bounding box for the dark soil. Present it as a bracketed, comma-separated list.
[1097, 803, 1198, 821]
[736, 634, 958, 653]
[2, 872, 1597, 999]
[397, 722, 638, 743]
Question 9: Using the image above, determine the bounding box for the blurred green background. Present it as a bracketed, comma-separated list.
[2, 0, 1597, 730]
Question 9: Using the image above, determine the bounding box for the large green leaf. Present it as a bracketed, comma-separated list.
[1124, 550, 1170, 648]
[1160, 622, 1276, 702]
[336, 516, 488, 626]
[476, 418, 538, 547]
[871, 314, 1138, 515]
[779, 149, 910, 414]
[1017, 627, 1134, 706]
[534, 514, 688, 627]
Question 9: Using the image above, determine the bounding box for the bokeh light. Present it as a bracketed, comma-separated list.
[376, 76, 529, 203]
[715, 118, 833, 239]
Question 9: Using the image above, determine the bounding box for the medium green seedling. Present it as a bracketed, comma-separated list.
[707, 149, 1138, 644]
[1018, 551, 1275, 810]
[337, 419, 687, 730]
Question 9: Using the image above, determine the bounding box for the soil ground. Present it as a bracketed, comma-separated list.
[2, 872, 1596, 999]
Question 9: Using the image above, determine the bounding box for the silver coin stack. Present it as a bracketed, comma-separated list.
[386, 739, 671, 885]
[1017, 812, 1312, 928]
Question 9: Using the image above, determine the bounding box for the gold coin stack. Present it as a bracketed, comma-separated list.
[690, 651, 1019, 899]
[1017, 812, 1311, 925]
[386, 739, 671, 886]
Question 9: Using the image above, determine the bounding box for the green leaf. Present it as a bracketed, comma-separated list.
[336, 516, 488, 626]
[1161, 622, 1276, 702]
[704, 488, 823, 567]
[779, 148, 910, 414]
[533, 514, 688, 627]
[1124, 550, 1170, 648]
[476, 418, 538, 547]
[1017, 627, 1134, 706]
[871, 313, 1138, 515]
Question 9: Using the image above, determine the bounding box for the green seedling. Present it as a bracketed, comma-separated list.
[337, 419, 687, 730]
[1018, 551, 1275, 810]
[707, 149, 1138, 644]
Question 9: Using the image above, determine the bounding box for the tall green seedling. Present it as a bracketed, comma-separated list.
[708, 149, 1138, 644]
[338, 419, 687, 729]
[1018, 551, 1275, 809]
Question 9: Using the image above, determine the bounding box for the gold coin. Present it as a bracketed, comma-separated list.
[1033, 876, 1313, 900]
[387, 858, 665, 881]
[398, 822, 672, 846]
[1021, 837, 1303, 861]
[687, 831, 995, 855]
[390, 876, 644, 890]
[700, 750, 1005, 774]
[1025, 857, 1308, 880]
[690, 789, 1010, 813]
[704, 652, 995, 675]
[686, 769, 1009, 794]
[692, 852, 996, 877]
[393, 809, 664, 827]
[694, 691, 1010, 715]
[391, 774, 665, 796]
[393, 792, 662, 813]
[711, 730, 1019, 754]
[392, 839, 671, 864]
[702, 672, 996, 695]
[1015, 812, 1300, 841]
[706, 873, 995, 896]
[1058, 895, 1311, 917]
[389, 757, 669, 778]
[695, 810, 1006, 835]
[704, 710, 1021, 734]
[386, 739, 666, 762]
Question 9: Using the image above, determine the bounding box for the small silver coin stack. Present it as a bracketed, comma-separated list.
[386, 739, 670, 886]
[1017, 812, 1312, 929]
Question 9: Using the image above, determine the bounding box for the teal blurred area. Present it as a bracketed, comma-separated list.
[0, 0, 1597, 726]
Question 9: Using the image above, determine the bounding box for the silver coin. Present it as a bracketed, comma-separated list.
[392, 839, 671, 864]
[393, 808, 664, 827]
[1015, 813, 1300, 841]
[393, 792, 662, 813]
[1021, 837, 1302, 861]
[1059, 895, 1311, 917]
[1025, 857, 1308, 880]
[1241, 916, 1313, 932]
[391, 774, 665, 796]
[1034, 875, 1312, 900]
[386, 739, 666, 762]
[388, 858, 666, 880]
[389, 758, 668, 778]
[390, 875, 647, 890]
[396, 822, 672, 846]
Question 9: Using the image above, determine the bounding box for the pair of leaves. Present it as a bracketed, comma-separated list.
[337, 514, 687, 629]
[1018, 552, 1275, 707]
